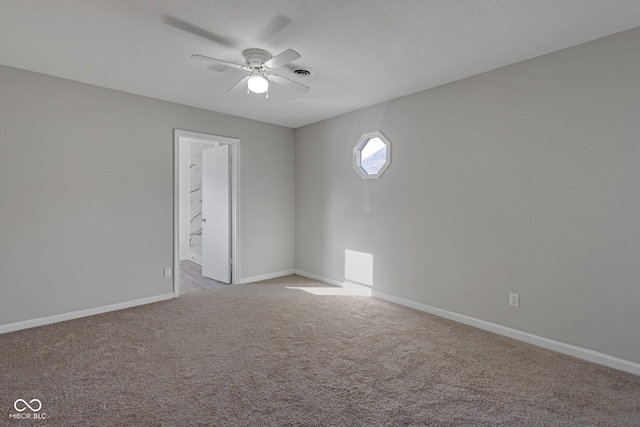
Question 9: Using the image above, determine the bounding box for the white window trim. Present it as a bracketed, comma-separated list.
[353, 130, 392, 179]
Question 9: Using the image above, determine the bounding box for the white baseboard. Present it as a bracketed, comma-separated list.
[0, 293, 175, 335]
[294, 270, 371, 295]
[294, 269, 344, 287]
[239, 269, 296, 284]
[372, 291, 640, 377]
[290, 270, 640, 376]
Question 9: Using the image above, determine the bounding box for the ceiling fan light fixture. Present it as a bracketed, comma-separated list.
[247, 75, 269, 93]
[192, 48, 308, 94]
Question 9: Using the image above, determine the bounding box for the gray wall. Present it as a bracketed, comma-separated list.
[0, 65, 295, 326]
[295, 27, 640, 364]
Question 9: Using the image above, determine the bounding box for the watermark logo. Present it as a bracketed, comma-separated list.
[14, 399, 41, 413]
[9, 399, 46, 420]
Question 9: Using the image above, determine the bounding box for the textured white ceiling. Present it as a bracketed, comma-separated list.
[1, 0, 640, 128]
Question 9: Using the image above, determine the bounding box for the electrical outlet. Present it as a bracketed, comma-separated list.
[509, 292, 520, 307]
[164, 267, 172, 278]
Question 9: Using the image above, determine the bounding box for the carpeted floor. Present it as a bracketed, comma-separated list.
[1, 275, 639, 426]
[180, 260, 228, 294]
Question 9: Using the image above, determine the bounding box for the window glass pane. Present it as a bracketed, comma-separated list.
[360, 137, 387, 175]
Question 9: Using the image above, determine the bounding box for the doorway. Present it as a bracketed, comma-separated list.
[173, 129, 240, 296]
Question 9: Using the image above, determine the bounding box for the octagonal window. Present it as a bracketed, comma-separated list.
[353, 131, 391, 179]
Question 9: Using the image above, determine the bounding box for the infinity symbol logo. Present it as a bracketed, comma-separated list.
[14, 399, 42, 412]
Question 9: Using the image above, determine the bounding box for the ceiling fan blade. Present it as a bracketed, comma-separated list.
[163, 15, 241, 48]
[225, 76, 250, 93]
[268, 73, 310, 93]
[191, 54, 246, 70]
[264, 49, 301, 69]
[254, 15, 291, 43]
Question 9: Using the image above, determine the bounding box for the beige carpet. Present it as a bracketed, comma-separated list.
[1, 275, 639, 426]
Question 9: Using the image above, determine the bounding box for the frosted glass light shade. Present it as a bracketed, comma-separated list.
[247, 75, 268, 93]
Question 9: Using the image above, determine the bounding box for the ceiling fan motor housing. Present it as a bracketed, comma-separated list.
[243, 48, 272, 69]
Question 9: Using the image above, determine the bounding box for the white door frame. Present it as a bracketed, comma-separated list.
[173, 129, 241, 296]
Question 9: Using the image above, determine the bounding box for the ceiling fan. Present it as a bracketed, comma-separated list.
[192, 48, 310, 96]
